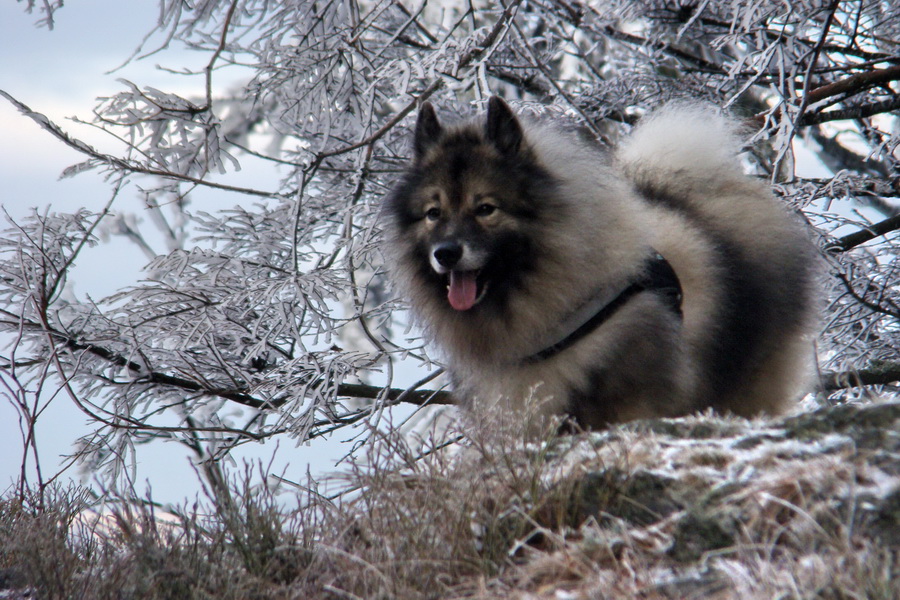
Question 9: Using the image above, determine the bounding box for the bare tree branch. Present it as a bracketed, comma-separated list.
[0, 90, 281, 198]
[821, 363, 900, 391]
[805, 64, 900, 107]
[800, 96, 900, 126]
[2, 308, 452, 411]
[827, 214, 900, 252]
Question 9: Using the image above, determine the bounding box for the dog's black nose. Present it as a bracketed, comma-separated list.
[433, 242, 463, 268]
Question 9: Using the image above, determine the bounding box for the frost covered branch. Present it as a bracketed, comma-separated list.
[821, 363, 900, 391]
[827, 214, 900, 253]
[0, 90, 280, 199]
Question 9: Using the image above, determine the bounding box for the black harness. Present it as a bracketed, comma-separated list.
[521, 251, 683, 364]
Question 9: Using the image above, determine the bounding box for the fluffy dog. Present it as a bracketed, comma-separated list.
[382, 97, 819, 428]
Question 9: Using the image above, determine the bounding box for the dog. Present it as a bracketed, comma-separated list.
[382, 96, 819, 429]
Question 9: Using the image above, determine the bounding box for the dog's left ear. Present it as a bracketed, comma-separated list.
[485, 96, 523, 155]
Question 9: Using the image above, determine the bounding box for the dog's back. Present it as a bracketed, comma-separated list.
[616, 104, 820, 418]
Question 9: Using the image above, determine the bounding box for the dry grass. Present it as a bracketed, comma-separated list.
[1, 403, 898, 599]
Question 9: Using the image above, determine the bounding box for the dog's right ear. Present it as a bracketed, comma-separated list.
[414, 102, 442, 160]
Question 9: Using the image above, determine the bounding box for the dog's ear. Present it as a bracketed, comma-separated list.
[414, 102, 442, 160]
[485, 96, 523, 155]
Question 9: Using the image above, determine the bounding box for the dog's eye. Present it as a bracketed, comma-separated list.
[425, 207, 441, 221]
[475, 203, 497, 217]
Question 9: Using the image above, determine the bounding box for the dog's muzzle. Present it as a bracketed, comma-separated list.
[430, 241, 489, 311]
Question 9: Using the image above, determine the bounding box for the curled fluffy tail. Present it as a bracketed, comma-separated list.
[616, 103, 750, 196]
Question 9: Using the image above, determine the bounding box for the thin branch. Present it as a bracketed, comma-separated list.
[5, 312, 454, 409]
[820, 363, 900, 391]
[805, 64, 900, 107]
[0, 90, 281, 198]
[752, 64, 900, 127]
[598, 23, 726, 74]
[833, 273, 900, 320]
[808, 128, 891, 180]
[337, 382, 452, 406]
[204, 0, 240, 110]
[794, 0, 841, 127]
[800, 96, 900, 126]
[509, 16, 601, 137]
[827, 214, 900, 252]
[311, 0, 522, 163]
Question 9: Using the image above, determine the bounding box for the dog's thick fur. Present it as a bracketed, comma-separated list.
[383, 97, 819, 428]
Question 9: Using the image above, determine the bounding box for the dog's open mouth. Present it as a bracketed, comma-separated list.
[446, 270, 488, 311]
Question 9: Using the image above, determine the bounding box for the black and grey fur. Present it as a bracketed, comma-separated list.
[383, 97, 819, 428]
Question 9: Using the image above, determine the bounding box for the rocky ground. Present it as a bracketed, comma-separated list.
[1, 399, 898, 599]
[491, 399, 900, 599]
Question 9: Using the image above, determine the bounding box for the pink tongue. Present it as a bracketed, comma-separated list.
[448, 271, 478, 311]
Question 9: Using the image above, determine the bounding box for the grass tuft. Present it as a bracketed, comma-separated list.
[1, 402, 899, 599]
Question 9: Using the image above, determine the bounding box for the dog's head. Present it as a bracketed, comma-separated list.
[384, 98, 559, 313]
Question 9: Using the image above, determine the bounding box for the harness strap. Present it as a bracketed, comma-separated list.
[521, 251, 683, 365]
